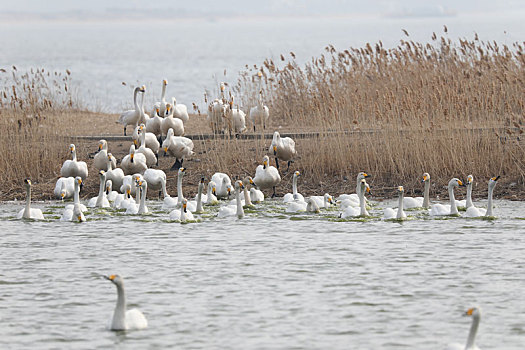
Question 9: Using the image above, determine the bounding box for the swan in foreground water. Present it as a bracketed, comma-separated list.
[383, 186, 407, 220]
[211, 172, 232, 199]
[62, 177, 86, 222]
[270, 131, 296, 171]
[218, 180, 245, 218]
[205, 180, 219, 205]
[446, 307, 482, 350]
[311, 193, 334, 209]
[283, 171, 304, 203]
[104, 274, 148, 331]
[105, 180, 119, 202]
[306, 197, 320, 213]
[162, 167, 186, 209]
[169, 198, 195, 222]
[118, 86, 145, 136]
[340, 179, 369, 218]
[465, 176, 499, 218]
[54, 176, 74, 200]
[430, 178, 463, 216]
[403, 172, 431, 209]
[253, 155, 281, 198]
[60, 144, 88, 180]
[17, 178, 44, 220]
[88, 171, 111, 208]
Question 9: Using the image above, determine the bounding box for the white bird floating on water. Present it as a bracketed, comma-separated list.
[465, 176, 499, 218]
[218, 180, 245, 218]
[383, 186, 407, 220]
[104, 274, 148, 331]
[54, 176, 74, 200]
[446, 307, 482, 350]
[88, 171, 111, 208]
[169, 198, 195, 222]
[61, 177, 86, 222]
[17, 178, 44, 220]
[403, 172, 431, 209]
[430, 178, 464, 216]
[283, 171, 304, 203]
[340, 179, 370, 218]
[163, 167, 187, 210]
[211, 172, 232, 200]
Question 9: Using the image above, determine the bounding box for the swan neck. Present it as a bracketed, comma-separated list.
[196, 183, 203, 212]
[177, 174, 184, 204]
[359, 186, 368, 216]
[161, 177, 168, 198]
[72, 150, 77, 162]
[161, 83, 166, 101]
[112, 283, 127, 330]
[24, 185, 31, 218]
[96, 176, 106, 206]
[448, 184, 458, 214]
[73, 181, 80, 205]
[140, 130, 146, 147]
[292, 176, 298, 195]
[133, 88, 140, 112]
[236, 189, 244, 218]
[465, 314, 480, 349]
[397, 192, 404, 218]
[486, 185, 494, 216]
[138, 183, 147, 213]
[466, 184, 473, 208]
[243, 186, 252, 206]
[423, 181, 430, 208]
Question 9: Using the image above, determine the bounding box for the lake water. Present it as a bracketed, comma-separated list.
[1, 12, 525, 112]
[1, 198, 524, 349]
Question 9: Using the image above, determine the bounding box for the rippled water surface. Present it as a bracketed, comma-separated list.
[1, 198, 524, 349]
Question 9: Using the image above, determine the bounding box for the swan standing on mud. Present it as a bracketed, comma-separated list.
[94, 140, 117, 172]
[152, 79, 168, 117]
[249, 72, 270, 132]
[17, 178, 44, 220]
[161, 104, 185, 137]
[121, 145, 148, 175]
[60, 144, 88, 180]
[270, 131, 296, 172]
[118, 86, 145, 136]
[253, 155, 281, 198]
[104, 274, 148, 331]
[162, 128, 194, 170]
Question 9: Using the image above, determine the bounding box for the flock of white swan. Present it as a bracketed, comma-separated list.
[13, 79, 497, 348]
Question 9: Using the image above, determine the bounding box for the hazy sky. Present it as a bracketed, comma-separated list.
[1, 0, 524, 17]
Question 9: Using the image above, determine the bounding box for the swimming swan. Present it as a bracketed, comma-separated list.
[211, 172, 232, 199]
[205, 180, 219, 205]
[169, 198, 195, 222]
[253, 155, 281, 198]
[64, 177, 88, 213]
[403, 172, 431, 209]
[306, 197, 320, 213]
[162, 167, 186, 210]
[465, 176, 499, 218]
[445, 307, 482, 350]
[54, 176, 75, 200]
[340, 179, 369, 218]
[104, 274, 148, 331]
[61, 178, 86, 222]
[60, 144, 88, 180]
[430, 178, 464, 216]
[383, 186, 407, 220]
[105, 180, 119, 202]
[105, 153, 125, 192]
[88, 171, 111, 208]
[17, 178, 44, 220]
[270, 131, 296, 171]
[283, 171, 304, 203]
[118, 86, 145, 136]
[311, 193, 334, 209]
[218, 180, 245, 218]
[465, 174, 474, 209]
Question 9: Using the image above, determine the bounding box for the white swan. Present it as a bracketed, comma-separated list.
[340, 179, 369, 218]
[169, 198, 195, 222]
[162, 167, 186, 209]
[121, 144, 148, 176]
[218, 180, 245, 218]
[191, 177, 206, 213]
[170, 97, 189, 123]
[465, 174, 474, 209]
[118, 86, 145, 136]
[137, 85, 150, 126]
[429, 178, 464, 216]
[249, 78, 270, 132]
[162, 128, 194, 170]
[105, 180, 119, 202]
[249, 182, 265, 203]
[152, 79, 168, 117]
[311, 193, 334, 209]
[338, 181, 371, 209]
[383, 186, 407, 220]
[126, 177, 148, 214]
[285, 197, 307, 213]
[143, 168, 168, 199]
[403, 172, 431, 209]
[146, 107, 163, 141]
[61, 178, 86, 222]
[270, 131, 296, 171]
[446, 307, 482, 350]
[113, 184, 134, 210]
[17, 178, 44, 220]
[253, 155, 281, 197]
[120, 174, 138, 196]
[228, 176, 255, 208]
[93, 140, 117, 172]
[104, 274, 148, 331]
[211, 172, 232, 199]
[224, 95, 247, 134]
[88, 171, 111, 208]
[465, 176, 499, 218]
[136, 125, 158, 167]
[205, 180, 219, 205]
[54, 176, 75, 200]
[105, 153, 125, 192]
[161, 104, 185, 136]
[306, 197, 320, 213]
[132, 124, 160, 156]
[60, 144, 88, 180]
[283, 171, 304, 203]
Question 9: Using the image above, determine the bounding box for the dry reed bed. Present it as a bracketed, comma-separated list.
[1, 32, 525, 201]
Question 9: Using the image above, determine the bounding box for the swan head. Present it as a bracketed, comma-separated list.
[226, 185, 233, 196]
[105, 180, 113, 194]
[357, 172, 369, 181]
[139, 123, 145, 131]
[69, 144, 76, 153]
[98, 140, 107, 151]
[209, 181, 217, 196]
[294, 171, 301, 178]
[262, 155, 270, 169]
[133, 174, 143, 186]
[178, 167, 186, 176]
[99, 170, 106, 180]
[140, 85, 146, 93]
[235, 180, 244, 190]
[163, 79, 168, 86]
[244, 176, 254, 186]
[257, 71, 262, 78]
[105, 274, 124, 287]
[397, 186, 404, 193]
[489, 175, 500, 188]
[465, 306, 481, 320]
[467, 175, 473, 185]
[324, 193, 334, 205]
[422, 172, 430, 182]
[220, 82, 225, 92]
[449, 178, 463, 188]
[182, 198, 188, 212]
[75, 177, 82, 187]
[273, 145, 277, 155]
